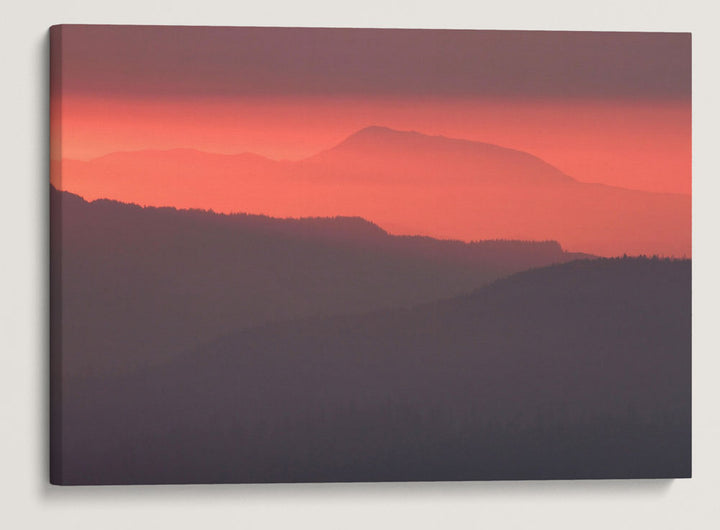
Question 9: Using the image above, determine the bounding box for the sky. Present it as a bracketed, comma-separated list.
[51, 25, 691, 195]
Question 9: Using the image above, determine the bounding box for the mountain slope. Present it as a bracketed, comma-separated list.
[58, 257, 691, 484]
[54, 126, 691, 257]
[51, 186, 584, 377]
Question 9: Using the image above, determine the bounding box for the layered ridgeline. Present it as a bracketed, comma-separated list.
[51, 186, 586, 377]
[59, 257, 691, 484]
[56, 126, 691, 257]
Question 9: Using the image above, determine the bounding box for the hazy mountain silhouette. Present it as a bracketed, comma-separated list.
[56, 257, 690, 484]
[55, 126, 691, 257]
[51, 186, 586, 377]
[304, 125, 575, 185]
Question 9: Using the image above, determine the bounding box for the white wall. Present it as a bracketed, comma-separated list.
[3, 1, 718, 528]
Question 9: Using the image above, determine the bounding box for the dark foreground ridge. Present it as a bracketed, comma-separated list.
[51, 186, 587, 377]
[56, 257, 691, 484]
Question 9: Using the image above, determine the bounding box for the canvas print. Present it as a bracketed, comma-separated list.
[49, 25, 691, 484]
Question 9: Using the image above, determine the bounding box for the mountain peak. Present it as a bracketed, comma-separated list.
[324, 126, 462, 156]
[330, 125, 544, 159]
[342, 125, 426, 143]
[305, 125, 576, 188]
[355, 125, 394, 135]
[353, 125, 417, 136]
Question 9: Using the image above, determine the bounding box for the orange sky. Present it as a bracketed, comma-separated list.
[51, 26, 691, 195]
[55, 95, 690, 195]
[50, 26, 691, 257]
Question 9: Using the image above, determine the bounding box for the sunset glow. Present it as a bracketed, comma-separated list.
[55, 95, 690, 194]
[50, 25, 691, 257]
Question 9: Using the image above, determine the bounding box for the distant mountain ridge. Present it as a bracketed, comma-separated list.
[90, 147, 274, 165]
[54, 126, 691, 257]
